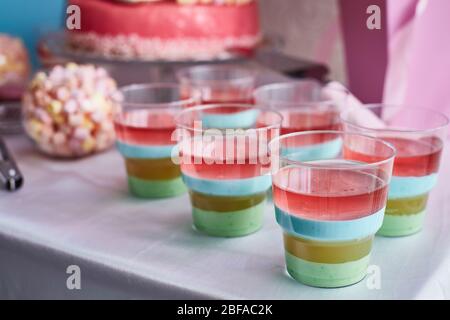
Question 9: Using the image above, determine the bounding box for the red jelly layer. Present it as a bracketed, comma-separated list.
[179, 138, 269, 179]
[344, 136, 443, 177]
[114, 110, 176, 145]
[273, 165, 388, 220]
[278, 110, 340, 135]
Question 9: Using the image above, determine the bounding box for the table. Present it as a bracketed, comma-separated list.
[1, 135, 450, 300]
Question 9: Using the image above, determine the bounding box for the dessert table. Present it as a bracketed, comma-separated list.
[1, 134, 450, 299]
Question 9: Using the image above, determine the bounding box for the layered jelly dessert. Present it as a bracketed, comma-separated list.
[177, 66, 256, 104]
[270, 131, 395, 287]
[177, 105, 281, 237]
[348, 136, 443, 236]
[180, 137, 271, 236]
[115, 109, 186, 198]
[200, 105, 259, 128]
[279, 130, 342, 162]
[253, 81, 342, 162]
[341, 104, 448, 237]
[382, 137, 443, 236]
[278, 109, 340, 135]
[273, 165, 388, 287]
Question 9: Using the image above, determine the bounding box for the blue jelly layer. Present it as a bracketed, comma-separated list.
[116, 140, 176, 159]
[281, 138, 342, 162]
[201, 109, 260, 129]
[275, 206, 385, 242]
[182, 173, 272, 196]
[388, 174, 437, 199]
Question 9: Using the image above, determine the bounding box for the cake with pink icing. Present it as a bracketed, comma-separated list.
[67, 0, 261, 61]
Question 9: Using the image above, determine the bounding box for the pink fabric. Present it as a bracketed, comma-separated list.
[382, 0, 417, 105]
[387, 0, 418, 39]
[341, 0, 450, 122]
[323, 82, 386, 128]
[402, 0, 450, 118]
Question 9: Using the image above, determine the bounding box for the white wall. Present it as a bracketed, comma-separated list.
[259, 0, 346, 83]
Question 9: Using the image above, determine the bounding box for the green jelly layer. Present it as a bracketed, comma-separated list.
[377, 210, 425, 237]
[189, 191, 266, 212]
[192, 200, 266, 237]
[125, 157, 181, 180]
[128, 176, 186, 199]
[284, 233, 373, 264]
[386, 193, 428, 215]
[285, 251, 370, 288]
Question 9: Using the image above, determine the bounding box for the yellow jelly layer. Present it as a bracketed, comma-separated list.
[283, 233, 373, 264]
[125, 157, 181, 180]
[189, 191, 266, 212]
[386, 193, 428, 216]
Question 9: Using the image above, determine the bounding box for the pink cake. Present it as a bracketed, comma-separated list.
[68, 0, 261, 60]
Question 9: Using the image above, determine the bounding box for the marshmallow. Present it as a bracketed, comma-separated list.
[23, 63, 120, 158]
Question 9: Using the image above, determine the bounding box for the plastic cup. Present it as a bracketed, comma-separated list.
[341, 105, 448, 236]
[254, 80, 346, 201]
[114, 83, 198, 198]
[270, 131, 396, 287]
[253, 80, 344, 134]
[176, 104, 282, 237]
[254, 80, 350, 163]
[176, 65, 256, 104]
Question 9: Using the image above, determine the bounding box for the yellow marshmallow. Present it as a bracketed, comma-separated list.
[82, 137, 96, 152]
[48, 100, 63, 114]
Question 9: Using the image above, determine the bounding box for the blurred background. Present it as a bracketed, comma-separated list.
[1, 0, 450, 114]
[260, 0, 346, 83]
[0, 0, 346, 82]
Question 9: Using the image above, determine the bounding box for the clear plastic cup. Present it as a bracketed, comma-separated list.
[254, 80, 344, 137]
[254, 80, 347, 201]
[177, 65, 256, 104]
[341, 105, 448, 236]
[269, 131, 396, 287]
[176, 103, 282, 237]
[114, 83, 198, 198]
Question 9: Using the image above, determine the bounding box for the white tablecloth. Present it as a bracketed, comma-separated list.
[1, 135, 450, 299]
